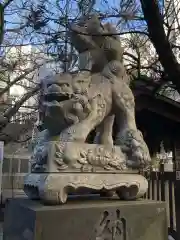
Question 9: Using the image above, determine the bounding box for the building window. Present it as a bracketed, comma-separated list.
[2, 158, 10, 173]
[0, 91, 8, 103]
[11, 158, 19, 173]
[20, 159, 29, 173]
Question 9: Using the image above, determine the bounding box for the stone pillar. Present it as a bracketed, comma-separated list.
[173, 140, 180, 171]
[173, 139, 180, 239]
[4, 199, 168, 240]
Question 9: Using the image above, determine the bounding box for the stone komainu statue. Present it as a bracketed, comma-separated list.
[24, 15, 150, 204]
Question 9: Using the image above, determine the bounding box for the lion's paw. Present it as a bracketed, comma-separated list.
[117, 129, 151, 168]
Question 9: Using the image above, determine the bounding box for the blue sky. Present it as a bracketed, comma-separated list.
[1, 0, 147, 53]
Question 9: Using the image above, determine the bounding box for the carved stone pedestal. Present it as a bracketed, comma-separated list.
[24, 173, 148, 204]
[3, 199, 167, 240]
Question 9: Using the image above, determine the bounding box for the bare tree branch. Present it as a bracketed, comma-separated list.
[140, 0, 180, 92]
[3, 0, 14, 9]
[4, 85, 39, 120]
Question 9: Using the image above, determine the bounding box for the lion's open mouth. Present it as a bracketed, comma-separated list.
[45, 93, 71, 103]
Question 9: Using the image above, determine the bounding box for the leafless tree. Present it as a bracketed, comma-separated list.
[1, 0, 180, 143]
[139, 0, 180, 94]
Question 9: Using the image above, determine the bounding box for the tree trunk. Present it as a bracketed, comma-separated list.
[140, 0, 180, 92]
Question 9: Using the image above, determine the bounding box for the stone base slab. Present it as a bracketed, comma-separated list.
[3, 199, 168, 240]
[24, 173, 148, 204]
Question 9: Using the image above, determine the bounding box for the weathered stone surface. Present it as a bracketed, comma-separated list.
[25, 14, 151, 204]
[24, 172, 148, 204]
[3, 199, 167, 240]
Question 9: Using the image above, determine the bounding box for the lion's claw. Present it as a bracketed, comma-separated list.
[118, 129, 151, 168]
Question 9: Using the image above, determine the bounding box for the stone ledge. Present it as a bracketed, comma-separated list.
[3, 199, 168, 240]
[24, 173, 148, 204]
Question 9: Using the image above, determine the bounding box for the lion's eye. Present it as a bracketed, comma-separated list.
[78, 80, 84, 84]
